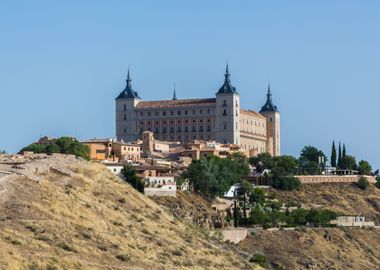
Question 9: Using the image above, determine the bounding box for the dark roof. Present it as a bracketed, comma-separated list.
[216, 64, 239, 95]
[116, 70, 142, 100]
[136, 98, 216, 108]
[260, 84, 278, 113]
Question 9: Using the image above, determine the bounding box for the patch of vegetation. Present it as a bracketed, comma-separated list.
[57, 241, 77, 252]
[122, 165, 144, 193]
[116, 254, 130, 262]
[249, 253, 268, 268]
[183, 154, 249, 199]
[21, 137, 90, 160]
[357, 177, 369, 190]
[172, 250, 183, 256]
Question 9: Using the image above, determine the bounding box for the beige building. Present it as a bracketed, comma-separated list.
[82, 139, 141, 161]
[116, 65, 280, 157]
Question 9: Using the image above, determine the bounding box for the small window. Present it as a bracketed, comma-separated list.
[171, 111, 174, 116]
[140, 112, 143, 117]
[163, 111, 166, 116]
[123, 114, 126, 120]
[123, 104, 127, 111]
[178, 110, 181, 115]
[224, 124, 227, 130]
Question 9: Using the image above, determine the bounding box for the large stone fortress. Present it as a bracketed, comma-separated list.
[116, 65, 280, 157]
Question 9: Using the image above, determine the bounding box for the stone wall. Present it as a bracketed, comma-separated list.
[144, 188, 176, 197]
[298, 175, 376, 184]
[220, 228, 248, 244]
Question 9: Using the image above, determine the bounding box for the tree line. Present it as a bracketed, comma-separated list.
[21, 137, 90, 160]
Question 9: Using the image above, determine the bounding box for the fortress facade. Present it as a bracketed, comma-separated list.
[115, 65, 280, 157]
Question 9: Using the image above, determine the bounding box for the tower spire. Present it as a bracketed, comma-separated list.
[267, 82, 272, 102]
[126, 68, 132, 88]
[225, 62, 230, 82]
[172, 82, 177, 100]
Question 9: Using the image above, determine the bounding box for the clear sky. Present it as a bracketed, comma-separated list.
[0, 1, 379, 169]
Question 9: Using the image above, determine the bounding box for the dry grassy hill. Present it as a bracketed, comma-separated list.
[239, 227, 380, 270]
[272, 183, 380, 223]
[0, 154, 260, 270]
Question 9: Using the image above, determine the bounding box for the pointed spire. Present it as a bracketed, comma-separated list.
[126, 68, 132, 88]
[267, 82, 272, 102]
[172, 82, 177, 100]
[116, 68, 142, 100]
[224, 62, 231, 82]
[260, 82, 278, 112]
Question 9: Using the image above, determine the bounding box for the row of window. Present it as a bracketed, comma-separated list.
[130, 108, 215, 117]
[241, 119, 265, 127]
[140, 126, 212, 133]
[140, 119, 212, 125]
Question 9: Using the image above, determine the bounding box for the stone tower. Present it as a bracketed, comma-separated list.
[260, 84, 280, 156]
[115, 70, 142, 142]
[215, 65, 240, 145]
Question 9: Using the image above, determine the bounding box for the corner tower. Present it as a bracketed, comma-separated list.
[215, 64, 240, 145]
[115, 70, 142, 142]
[260, 84, 280, 156]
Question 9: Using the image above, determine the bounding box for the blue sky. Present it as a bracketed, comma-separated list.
[0, 1, 379, 169]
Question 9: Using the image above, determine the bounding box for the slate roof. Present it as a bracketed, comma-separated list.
[136, 98, 216, 109]
[260, 84, 278, 113]
[116, 70, 142, 100]
[216, 64, 239, 95]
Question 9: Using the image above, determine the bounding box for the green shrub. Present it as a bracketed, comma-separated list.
[116, 254, 130, 261]
[249, 253, 268, 267]
[357, 177, 369, 190]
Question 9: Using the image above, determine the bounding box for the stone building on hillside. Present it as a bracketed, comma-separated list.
[115, 65, 280, 157]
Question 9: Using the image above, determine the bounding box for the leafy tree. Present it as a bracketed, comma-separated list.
[249, 206, 269, 225]
[375, 176, 380, 189]
[331, 141, 337, 167]
[357, 176, 369, 190]
[300, 146, 327, 164]
[289, 208, 308, 226]
[249, 188, 266, 205]
[271, 174, 301, 190]
[298, 157, 321, 175]
[0, 150, 6, 154]
[183, 155, 249, 199]
[122, 165, 144, 193]
[306, 208, 337, 226]
[249, 152, 274, 173]
[340, 155, 357, 170]
[358, 160, 372, 175]
[21, 137, 90, 160]
[274, 155, 298, 175]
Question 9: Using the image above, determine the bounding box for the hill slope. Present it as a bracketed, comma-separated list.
[272, 183, 380, 222]
[239, 227, 380, 270]
[0, 154, 258, 270]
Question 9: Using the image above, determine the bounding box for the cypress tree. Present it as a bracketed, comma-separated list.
[342, 144, 347, 158]
[331, 141, 337, 167]
[338, 142, 342, 168]
[233, 200, 239, 228]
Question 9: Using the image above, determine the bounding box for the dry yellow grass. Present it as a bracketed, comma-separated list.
[240, 227, 380, 270]
[0, 155, 260, 270]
